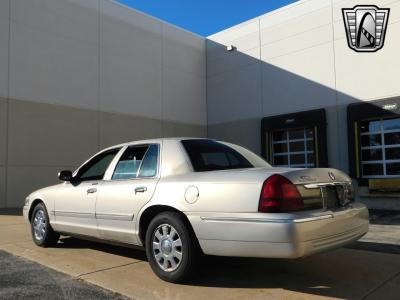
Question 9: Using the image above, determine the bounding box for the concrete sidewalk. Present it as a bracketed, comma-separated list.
[349, 210, 400, 254]
[0, 214, 399, 300]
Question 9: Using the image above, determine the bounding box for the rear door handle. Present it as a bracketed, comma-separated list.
[135, 186, 147, 194]
[87, 188, 97, 194]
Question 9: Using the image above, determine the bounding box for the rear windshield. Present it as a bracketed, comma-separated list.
[181, 139, 257, 172]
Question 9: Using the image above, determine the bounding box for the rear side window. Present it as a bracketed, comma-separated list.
[138, 144, 159, 177]
[112, 146, 148, 180]
[112, 144, 159, 180]
[181, 139, 254, 172]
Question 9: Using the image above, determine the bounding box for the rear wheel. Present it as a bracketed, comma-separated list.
[30, 203, 60, 247]
[145, 212, 199, 283]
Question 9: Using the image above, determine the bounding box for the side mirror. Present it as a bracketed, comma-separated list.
[58, 170, 73, 182]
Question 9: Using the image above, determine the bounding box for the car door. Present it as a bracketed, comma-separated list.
[95, 144, 160, 244]
[53, 147, 122, 237]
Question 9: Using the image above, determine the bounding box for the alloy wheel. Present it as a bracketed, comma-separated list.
[32, 209, 46, 241]
[152, 224, 183, 272]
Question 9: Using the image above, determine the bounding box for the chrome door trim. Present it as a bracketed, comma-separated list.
[95, 213, 134, 221]
[53, 210, 95, 218]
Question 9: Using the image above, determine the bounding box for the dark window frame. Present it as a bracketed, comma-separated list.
[261, 109, 328, 168]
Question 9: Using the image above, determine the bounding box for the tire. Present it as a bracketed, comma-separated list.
[145, 211, 200, 283]
[30, 203, 60, 247]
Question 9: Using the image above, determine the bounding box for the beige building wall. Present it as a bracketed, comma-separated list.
[206, 0, 400, 172]
[0, 0, 206, 208]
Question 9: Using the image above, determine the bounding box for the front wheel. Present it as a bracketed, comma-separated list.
[145, 212, 200, 283]
[30, 203, 60, 247]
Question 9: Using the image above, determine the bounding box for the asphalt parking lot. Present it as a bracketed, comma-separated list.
[0, 213, 399, 300]
[0, 250, 127, 300]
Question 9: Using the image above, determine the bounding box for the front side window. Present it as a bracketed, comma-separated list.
[112, 144, 159, 180]
[360, 117, 400, 178]
[76, 148, 121, 181]
[181, 139, 257, 172]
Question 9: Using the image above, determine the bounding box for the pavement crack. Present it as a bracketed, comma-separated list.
[76, 261, 143, 278]
[359, 270, 400, 300]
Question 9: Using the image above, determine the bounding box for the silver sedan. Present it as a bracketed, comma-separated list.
[23, 138, 369, 282]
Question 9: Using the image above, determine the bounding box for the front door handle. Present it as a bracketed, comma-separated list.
[135, 186, 147, 194]
[87, 188, 97, 194]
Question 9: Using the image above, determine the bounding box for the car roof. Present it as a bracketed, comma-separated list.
[106, 137, 212, 150]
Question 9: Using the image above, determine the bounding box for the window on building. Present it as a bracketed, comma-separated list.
[271, 127, 315, 168]
[261, 109, 327, 168]
[360, 117, 400, 178]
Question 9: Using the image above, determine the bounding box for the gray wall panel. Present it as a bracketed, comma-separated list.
[7, 165, 72, 208]
[163, 23, 205, 78]
[0, 166, 5, 208]
[163, 67, 206, 126]
[7, 99, 98, 167]
[0, 0, 9, 98]
[0, 98, 7, 166]
[163, 121, 207, 138]
[207, 63, 262, 125]
[208, 119, 261, 154]
[100, 0, 162, 119]
[9, 21, 99, 110]
[99, 112, 162, 148]
[9, 0, 99, 109]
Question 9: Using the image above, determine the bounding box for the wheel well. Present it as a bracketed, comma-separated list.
[28, 199, 43, 222]
[138, 205, 198, 246]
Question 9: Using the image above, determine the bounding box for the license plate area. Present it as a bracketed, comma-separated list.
[325, 186, 339, 208]
[322, 184, 350, 209]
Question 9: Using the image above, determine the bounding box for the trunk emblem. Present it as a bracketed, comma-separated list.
[299, 175, 316, 182]
[328, 172, 336, 180]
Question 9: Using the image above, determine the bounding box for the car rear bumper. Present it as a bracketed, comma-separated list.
[187, 203, 369, 258]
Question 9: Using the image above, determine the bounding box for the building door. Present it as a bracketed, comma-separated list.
[359, 117, 400, 178]
[348, 98, 400, 191]
[271, 127, 315, 168]
[261, 109, 328, 168]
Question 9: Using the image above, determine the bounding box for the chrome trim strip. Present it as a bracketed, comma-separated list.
[53, 211, 95, 218]
[304, 182, 349, 188]
[200, 214, 333, 224]
[95, 213, 134, 221]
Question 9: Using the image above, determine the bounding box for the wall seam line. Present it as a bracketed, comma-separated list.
[5, 0, 11, 208]
[330, 0, 340, 169]
[97, 0, 101, 150]
[161, 24, 164, 137]
[205, 39, 209, 138]
[258, 19, 264, 154]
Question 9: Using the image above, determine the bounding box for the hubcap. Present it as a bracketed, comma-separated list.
[152, 224, 182, 272]
[32, 209, 46, 241]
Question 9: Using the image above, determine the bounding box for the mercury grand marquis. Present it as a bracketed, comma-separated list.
[23, 138, 369, 282]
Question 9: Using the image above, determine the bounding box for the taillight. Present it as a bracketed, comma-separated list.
[258, 174, 304, 213]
